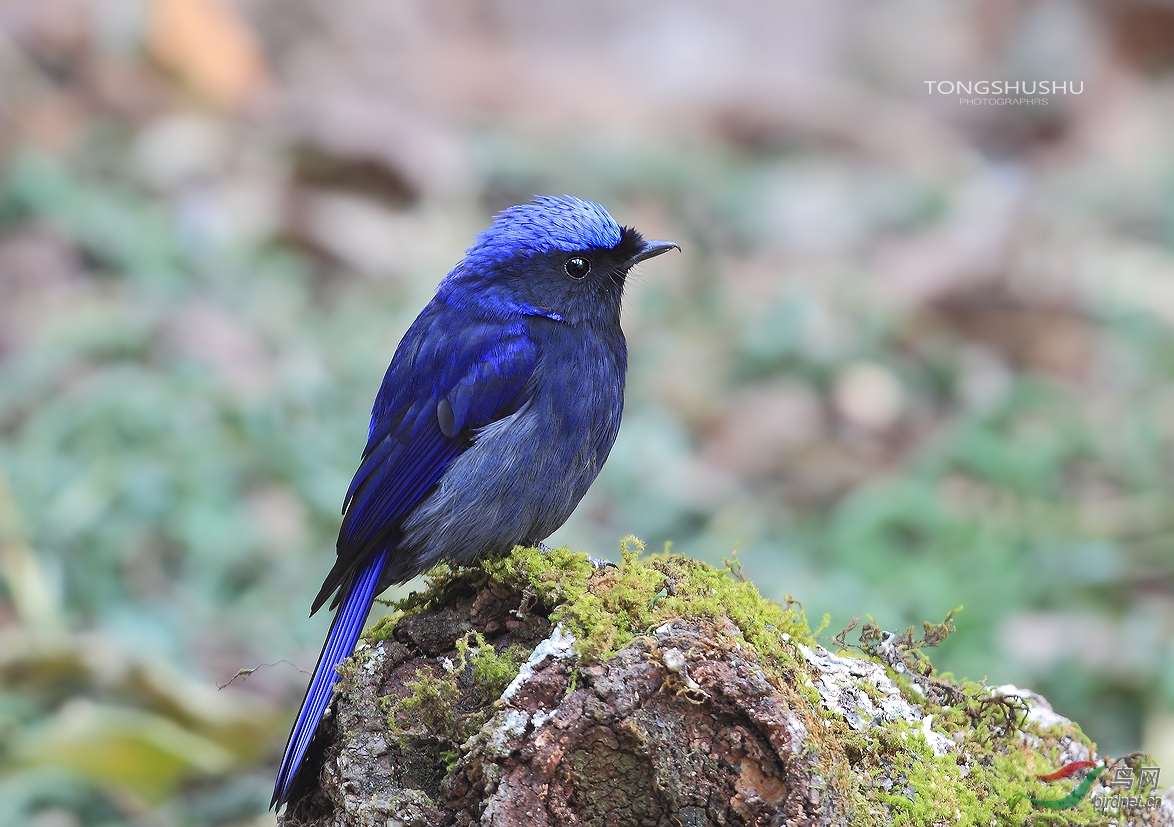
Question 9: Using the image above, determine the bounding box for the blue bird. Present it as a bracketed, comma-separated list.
[272, 195, 678, 808]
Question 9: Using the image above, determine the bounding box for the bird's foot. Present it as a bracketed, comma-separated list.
[536, 542, 617, 570]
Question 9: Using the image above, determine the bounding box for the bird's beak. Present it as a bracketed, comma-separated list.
[624, 239, 680, 269]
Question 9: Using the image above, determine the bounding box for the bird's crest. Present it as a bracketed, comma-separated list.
[466, 195, 624, 265]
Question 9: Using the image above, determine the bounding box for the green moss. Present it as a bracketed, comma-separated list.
[384, 631, 528, 749]
[360, 540, 1117, 826]
[481, 537, 813, 666]
[821, 691, 1119, 827]
[874, 722, 997, 826]
[484, 542, 597, 595]
[367, 539, 813, 672]
[791, 617, 1116, 826]
[386, 665, 460, 740]
[366, 612, 402, 643]
[460, 632, 528, 701]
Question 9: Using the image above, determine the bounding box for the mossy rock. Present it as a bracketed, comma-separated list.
[279, 540, 1172, 827]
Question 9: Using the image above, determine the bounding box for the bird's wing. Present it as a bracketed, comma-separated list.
[311, 316, 538, 613]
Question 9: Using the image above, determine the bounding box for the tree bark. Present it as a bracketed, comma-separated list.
[278, 547, 1173, 827]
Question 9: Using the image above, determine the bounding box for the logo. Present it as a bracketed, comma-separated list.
[1014, 757, 1162, 814]
[924, 81, 1084, 96]
[923, 80, 1084, 106]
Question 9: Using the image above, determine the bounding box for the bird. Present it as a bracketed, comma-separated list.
[271, 195, 678, 809]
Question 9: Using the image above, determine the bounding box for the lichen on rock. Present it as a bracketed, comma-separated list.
[278, 541, 1173, 827]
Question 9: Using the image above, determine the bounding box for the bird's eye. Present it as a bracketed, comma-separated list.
[564, 257, 591, 279]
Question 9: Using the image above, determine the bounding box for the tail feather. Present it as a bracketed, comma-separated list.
[271, 550, 388, 809]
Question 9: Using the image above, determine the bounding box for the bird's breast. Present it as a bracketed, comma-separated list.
[394, 321, 627, 573]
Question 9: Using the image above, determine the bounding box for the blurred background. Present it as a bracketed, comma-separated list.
[1, 0, 1173, 823]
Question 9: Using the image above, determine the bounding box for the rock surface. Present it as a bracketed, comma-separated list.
[279, 545, 1173, 827]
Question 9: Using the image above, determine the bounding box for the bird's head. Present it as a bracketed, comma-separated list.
[441, 195, 678, 326]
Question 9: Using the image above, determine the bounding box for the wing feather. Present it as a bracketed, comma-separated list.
[311, 312, 538, 613]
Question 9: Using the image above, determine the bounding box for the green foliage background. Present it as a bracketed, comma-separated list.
[1, 2, 1173, 824]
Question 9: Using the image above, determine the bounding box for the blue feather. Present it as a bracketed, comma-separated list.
[271, 549, 388, 807]
[460, 195, 623, 268]
[276, 311, 542, 806]
[330, 325, 538, 583]
[272, 195, 677, 810]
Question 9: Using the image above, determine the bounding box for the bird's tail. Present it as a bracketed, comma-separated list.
[271, 549, 388, 809]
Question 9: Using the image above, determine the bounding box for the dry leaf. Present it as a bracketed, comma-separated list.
[147, 0, 267, 109]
